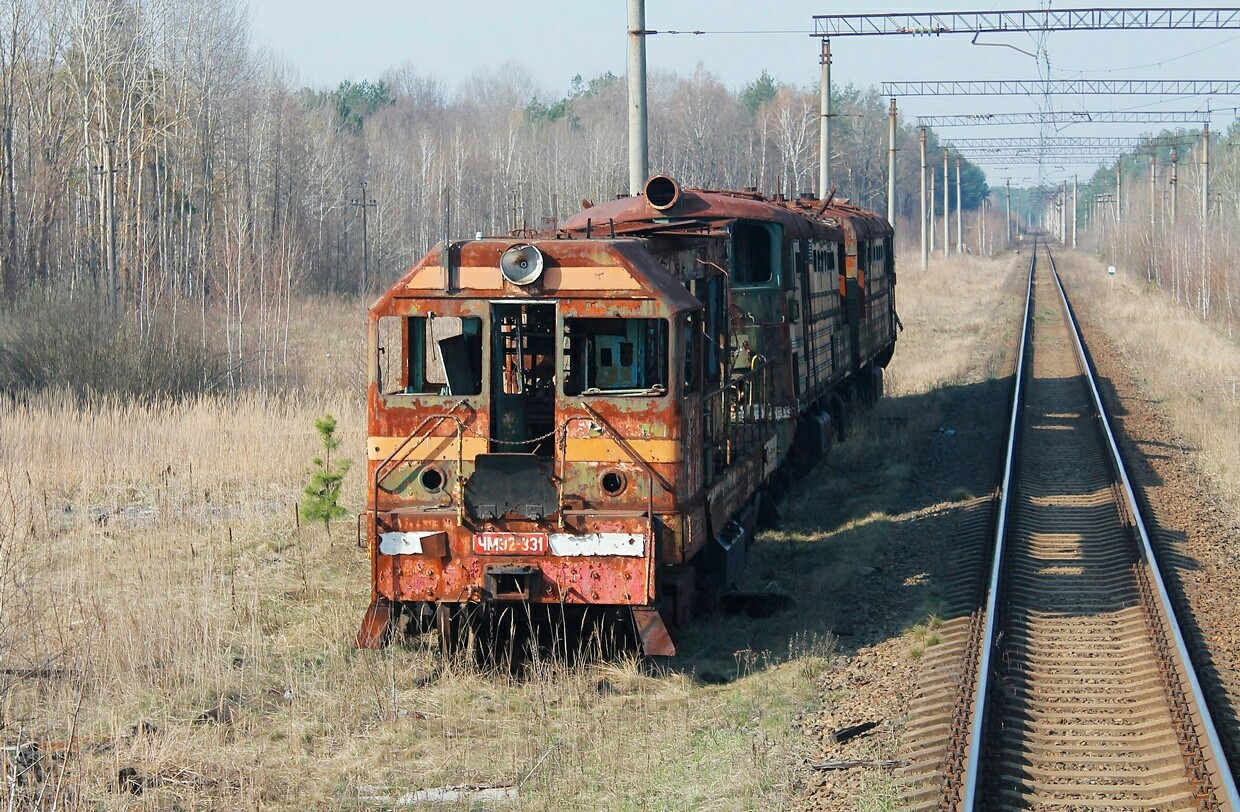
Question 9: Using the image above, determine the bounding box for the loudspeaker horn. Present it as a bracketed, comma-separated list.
[499, 244, 544, 286]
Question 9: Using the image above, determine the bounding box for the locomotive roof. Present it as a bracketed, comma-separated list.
[560, 186, 893, 242]
[371, 237, 701, 316]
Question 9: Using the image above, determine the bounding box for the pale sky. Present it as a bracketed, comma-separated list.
[248, 1, 1240, 185]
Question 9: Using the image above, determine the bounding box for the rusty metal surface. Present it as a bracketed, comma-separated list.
[631, 606, 676, 657]
[356, 598, 394, 649]
[561, 187, 893, 242]
[371, 519, 655, 606]
[357, 177, 898, 655]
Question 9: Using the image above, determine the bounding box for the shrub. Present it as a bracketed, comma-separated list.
[299, 414, 352, 536]
[0, 290, 227, 401]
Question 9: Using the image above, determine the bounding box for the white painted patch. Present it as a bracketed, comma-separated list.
[764, 435, 780, 478]
[741, 405, 795, 422]
[549, 533, 645, 557]
[378, 531, 434, 555]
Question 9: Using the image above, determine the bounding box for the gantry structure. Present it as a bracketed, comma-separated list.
[813, 6, 1240, 268]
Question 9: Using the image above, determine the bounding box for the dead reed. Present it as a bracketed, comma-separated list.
[1055, 249, 1240, 521]
[0, 253, 1044, 810]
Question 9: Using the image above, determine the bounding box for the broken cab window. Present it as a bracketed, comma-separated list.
[563, 318, 668, 397]
[377, 314, 483, 396]
[731, 221, 778, 286]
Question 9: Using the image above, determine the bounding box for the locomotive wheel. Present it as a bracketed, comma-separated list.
[858, 365, 883, 408]
[829, 393, 849, 442]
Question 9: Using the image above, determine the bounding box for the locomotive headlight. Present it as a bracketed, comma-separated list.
[499, 244, 544, 286]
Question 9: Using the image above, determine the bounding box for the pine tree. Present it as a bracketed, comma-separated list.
[300, 414, 352, 536]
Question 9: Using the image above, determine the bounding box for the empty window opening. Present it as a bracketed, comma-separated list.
[731, 221, 777, 286]
[377, 314, 482, 396]
[563, 318, 668, 396]
[491, 303, 557, 454]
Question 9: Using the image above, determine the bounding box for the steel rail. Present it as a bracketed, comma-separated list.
[958, 243, 1035, 810]
[1047, 248, 1240, 809]
[960, 242, 1239, 809]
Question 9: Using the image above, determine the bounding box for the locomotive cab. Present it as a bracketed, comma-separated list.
[360, 236, 699, 655]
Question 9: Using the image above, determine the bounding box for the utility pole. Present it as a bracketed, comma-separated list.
[1006, 179, 1012, 246]
[350, 180, 377, 291]
[980, 198, 987, 255]
[508, 189, 521, 232]
[102, 140, 118, 314]
[942, 151, 949, 258]
[627, 0, 648, 195]
[1202, 121, 1211, 223]
[930, 164, 936, 255]
[1061, 183, 1068, 244]
[955, 155, 962, 253]
[1115, 162, 1123, 222]
[1072, 175, 1078, 249]
[888, 97, 897, 226]
[819, 38, 832, 196]
[1150, 153, 1158, 226]
[920, 125, 928, 270]
[1170, 145, 1179, 224]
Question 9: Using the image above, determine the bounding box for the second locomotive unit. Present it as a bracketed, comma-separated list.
[358, 175, 896, 655]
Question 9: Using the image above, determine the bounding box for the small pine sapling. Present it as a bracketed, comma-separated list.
[300, 414, 352, 537]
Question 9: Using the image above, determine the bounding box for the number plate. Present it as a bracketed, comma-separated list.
[473, 532, 548, 556]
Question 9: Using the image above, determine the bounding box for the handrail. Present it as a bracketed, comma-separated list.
[374, 414, 464, 490]
[554, 405, 678, 531]
[372, 405, 469, 528]
[579, 402, 677, 498]
[706, 356, 784, 466]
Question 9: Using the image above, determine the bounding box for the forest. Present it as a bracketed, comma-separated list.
[0, 0, 991, 396]
[1075, 121, 1240, 337]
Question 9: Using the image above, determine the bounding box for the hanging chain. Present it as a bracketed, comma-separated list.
[459, 420, 565, 447]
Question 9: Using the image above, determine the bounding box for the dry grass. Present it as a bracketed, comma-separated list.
[776, 250, 1024, 538]
[0, 297, 824, 810]
[887, 252, 1026, 398]
[1055, 250, 1240, 520]
[0, 254, 1031, 810]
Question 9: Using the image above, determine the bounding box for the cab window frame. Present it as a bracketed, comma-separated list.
[561, 315, 671, 398]
[372, 311, 486, 400]
[729, 220, 783, 289]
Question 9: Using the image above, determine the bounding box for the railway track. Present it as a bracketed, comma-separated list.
[900, 242, 1239, 811]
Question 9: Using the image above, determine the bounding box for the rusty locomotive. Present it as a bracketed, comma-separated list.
[357, 175, 896, 655]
